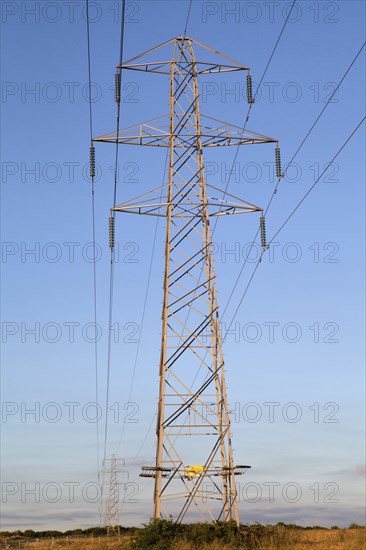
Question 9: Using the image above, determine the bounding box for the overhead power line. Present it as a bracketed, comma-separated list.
[223, 115, 365, 337]
[220, 39, 366, 321]
[103, 0, 127, 486]
[85, 0, 101, 523]
[212, 0, 297, 228]
[183, 0, 193, 36]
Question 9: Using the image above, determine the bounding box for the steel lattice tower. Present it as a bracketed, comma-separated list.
[94, 36, 278, 524]
[103, 455, 124, 535]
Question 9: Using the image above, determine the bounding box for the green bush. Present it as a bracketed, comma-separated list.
[181, 521, 243, 547]
[133, 518, 183, 550]
[132, 520, 307, 550]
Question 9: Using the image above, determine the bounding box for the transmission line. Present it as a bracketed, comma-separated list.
[223, 116, 365, 337]
[85, 0, 101, 524]
[103, 0, 127, 484]
[183, 0, 193, 36]
[212, 0, 297, 228]
[220, 39, 366, 321]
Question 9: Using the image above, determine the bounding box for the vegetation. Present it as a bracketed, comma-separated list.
[0, 521, 365, 549]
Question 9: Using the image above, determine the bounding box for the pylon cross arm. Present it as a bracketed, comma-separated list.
[93, 114, 277, 147]
[118, 61, 249, 74]
[110, 182, 262, 218]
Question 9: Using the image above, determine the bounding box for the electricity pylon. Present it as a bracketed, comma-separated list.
[103, 455, 125, 535]
[94, 36, 279, 525]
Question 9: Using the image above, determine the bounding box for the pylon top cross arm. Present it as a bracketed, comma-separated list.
[116, 36, 250, 74]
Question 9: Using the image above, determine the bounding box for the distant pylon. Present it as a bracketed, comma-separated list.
[94, 36, 280, 525]
[103, 455, 125, 535]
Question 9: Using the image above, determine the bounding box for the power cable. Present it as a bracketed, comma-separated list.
[212, 0, 297, 228]
[85, 0, 101, 524]
[221, 39, 366, 321]
[224, 115, 365, 336]
[183, 0, 193, 37]
[102, 0, 127, 494]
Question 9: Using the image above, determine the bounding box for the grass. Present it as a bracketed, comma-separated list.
[1, 524, 365, 549]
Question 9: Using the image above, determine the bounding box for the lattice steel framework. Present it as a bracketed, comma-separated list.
[104, 455, 124, 535]
[94, 36, 278, 525]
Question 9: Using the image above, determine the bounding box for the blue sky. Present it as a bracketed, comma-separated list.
[1, 0, 365, 531]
